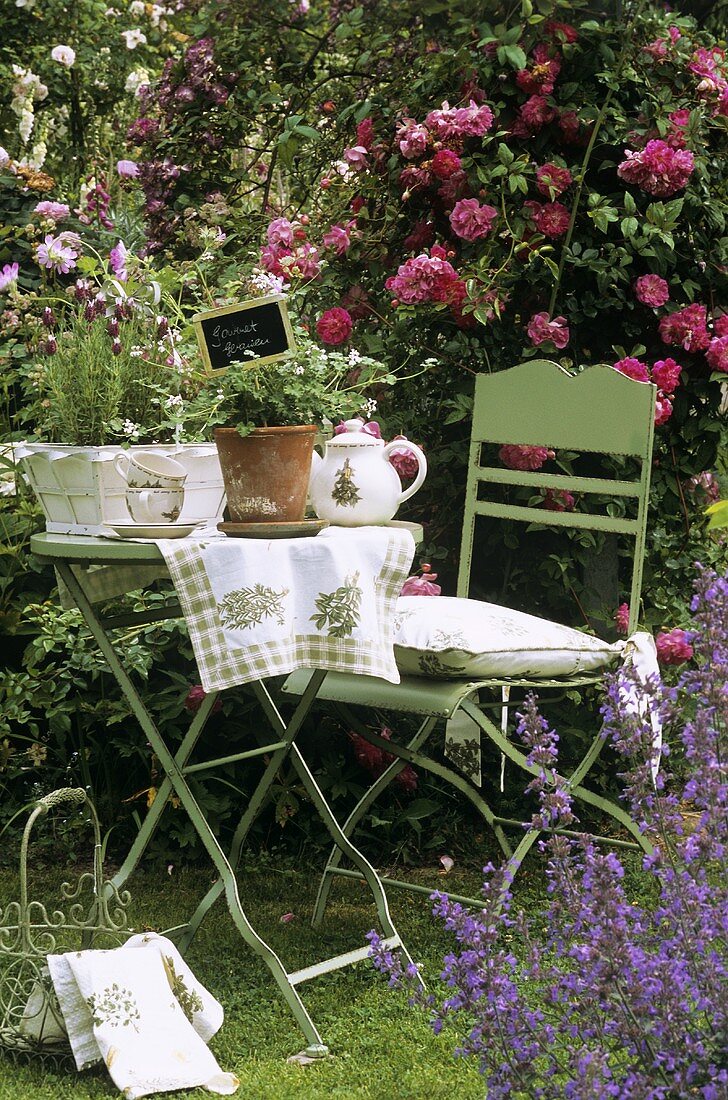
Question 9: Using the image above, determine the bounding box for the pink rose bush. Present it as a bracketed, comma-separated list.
[655, 628, 693, 665]
[658, 305, 710, 352]
[385, 247, 461, 306]
[499, 445, 555, 472]
[535, 163, 573, 197]
[613, 355, 683, 426]
[706, 337, 728, 373]
[524, 200, 571, 238]
[449, 198, 498, 242]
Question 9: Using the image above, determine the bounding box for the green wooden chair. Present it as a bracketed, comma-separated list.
[284, 360, 657, 917]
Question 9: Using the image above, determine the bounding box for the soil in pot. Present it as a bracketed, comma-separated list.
[213, 425, 317, 523]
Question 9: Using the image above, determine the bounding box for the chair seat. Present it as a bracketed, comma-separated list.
[282, 667, 605, 718]
[392, 596, 623, 680]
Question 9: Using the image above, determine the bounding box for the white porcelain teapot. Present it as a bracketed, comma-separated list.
[309, 419, 427, 526]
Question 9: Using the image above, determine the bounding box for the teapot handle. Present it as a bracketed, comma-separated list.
[383, 440, 428, 505]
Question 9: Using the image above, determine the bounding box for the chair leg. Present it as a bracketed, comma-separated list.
[459, 698, 653, 856]
[312, 706, 514, 926]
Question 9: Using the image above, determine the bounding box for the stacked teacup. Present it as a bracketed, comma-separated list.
[115, 452, 188, 525]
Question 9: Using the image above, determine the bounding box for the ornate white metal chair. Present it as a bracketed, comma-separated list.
[284, 360, 657, 916]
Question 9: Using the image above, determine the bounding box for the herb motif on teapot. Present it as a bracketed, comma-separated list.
[331, 458, 361, 507]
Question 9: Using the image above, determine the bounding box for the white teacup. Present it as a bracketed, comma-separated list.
[126, 487, 185, 524]
[115, 451, 188, 490]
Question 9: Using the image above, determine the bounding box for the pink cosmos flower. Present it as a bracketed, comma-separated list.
[449, 198, 498, 242]
[634, 274, 670, 308]
[535, 163, 573, 198]
[527, 311, 570, 349]
[655, 628, 693, 665]
[343, 145, 368, 171]
[397, 122, 430, 159]
[385, 251, 460, 305]
[613, 357, 650, 383]
[617, 140, 694, 197]
[713, 314, 728, 338]
[542, 488, 575, 512]
[401, 573, 442, 596]
[0, 263, 19, 292]
[499, 444, 555, 471]
[36, 233, 79, 274]
[654, 393, 673, 427]
[33, 200, 71, 222]
[267, 217, 295, 248]
[316, 307, 353, 345]
[651, 358, 682, 393]
[526, 200, 570, 238]
[431, 149, 462, 180]
[706, 336, 728, 373]
[658, 304, 710, 352]
[109, 240, 129, 280]
[323, 223, 352, 256]
[615, 603, 630, 636]
[116, 159, 139, 179]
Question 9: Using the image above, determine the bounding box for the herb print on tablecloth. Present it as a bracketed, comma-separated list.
[331, 458, 361, 507]
[417, 652, 468, 678]
[86, 984, 141, 1031]
[217, 583, 289, 629]
[311, 571, 362, 637]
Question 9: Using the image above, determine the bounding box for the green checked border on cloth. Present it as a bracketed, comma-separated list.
[156, 529, 415, 692]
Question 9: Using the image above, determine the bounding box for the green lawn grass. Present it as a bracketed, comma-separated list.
[0, 861, 498, 1100]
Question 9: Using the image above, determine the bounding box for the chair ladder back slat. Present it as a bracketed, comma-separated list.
[457, 361, 656, 613]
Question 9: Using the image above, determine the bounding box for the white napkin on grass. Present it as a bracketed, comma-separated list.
[47, 933, 238, 1098]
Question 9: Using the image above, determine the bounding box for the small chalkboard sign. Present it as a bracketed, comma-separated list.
[192, 294, 296, 374]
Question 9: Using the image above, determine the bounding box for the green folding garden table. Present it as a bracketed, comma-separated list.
[29, 529, 422, 1058]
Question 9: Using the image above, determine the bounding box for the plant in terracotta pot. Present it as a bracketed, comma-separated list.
[189, 332, 397, 524]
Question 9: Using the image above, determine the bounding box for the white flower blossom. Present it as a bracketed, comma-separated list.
[129, 0, 145, 13]
[50, 45, 76, 67]
[347, 349, 362, 366]
[122, 420, 141, 439]
[19, 108, 34, 144]
[125, 67, 149, 94]
[121, 28, 147, 48]
[164, 394, 184, 410]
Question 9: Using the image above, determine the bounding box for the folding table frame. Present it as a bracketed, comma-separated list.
[30, 532, 420, 1057]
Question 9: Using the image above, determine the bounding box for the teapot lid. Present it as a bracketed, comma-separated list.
[328, 418, 382, 447]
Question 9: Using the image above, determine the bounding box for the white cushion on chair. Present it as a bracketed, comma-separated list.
[392, 596, 623, 679]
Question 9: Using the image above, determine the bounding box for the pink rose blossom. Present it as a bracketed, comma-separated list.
[267, 218, 295, 248]
[706, 336, 728, 373]
[397, 122, 430, 159]
[0, 263, 19, 292]
[713, 314, 728, 338]
[343, 145, 369, 170]
[654, 393, 673, 427]
[527, 311, 570, 349]
[431, 149, 462, 180]
[401, 573, 442, 596]
[449, 198, 498, 242]
[356, 117, 374, 150]
[615, 603, 630, 636]
[388, 436, 421, 481]
[323, 223, 352, 256]
[613, 357, 650, 383]
[634, 274, 670, 308]
[116, 159, 139, 179]
[403, 221, 435, 253]
[260, 243, 290, 278]
[33, 200, 70, 222]
[499, 444, 555, 471]
[285, 242, 321, 280]
[316, 306, 353, 345]
[516, 44, 561, 96]
[557, 110, 581, 144]
[651, 358, 682, 393]
[658, 304, 710, 352]
[424, 100, 494, 140]
[655, 628, 693, 665]
[525, 200, 570, 239]
[545, 20, 579, 43]
[617, 140, 694, 197]
[399, 165, 432, 195]
[543, 488, 575, 512]
[385, 251, 460, 305]
[340, 284, 372, 320]
[535, 163, 573, 197]
[516, 95, 557, 136]
[184, 684, 222, 714]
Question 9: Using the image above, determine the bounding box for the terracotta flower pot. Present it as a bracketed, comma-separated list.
[213, 425, 317, 523]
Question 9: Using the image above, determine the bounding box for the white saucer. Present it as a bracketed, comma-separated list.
[106, 522, 201, 540]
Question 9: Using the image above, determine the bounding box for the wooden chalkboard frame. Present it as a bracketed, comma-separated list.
[192, 294, 297, 374]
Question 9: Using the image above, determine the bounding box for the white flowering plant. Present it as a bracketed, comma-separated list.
[185, 328, 397, 438]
